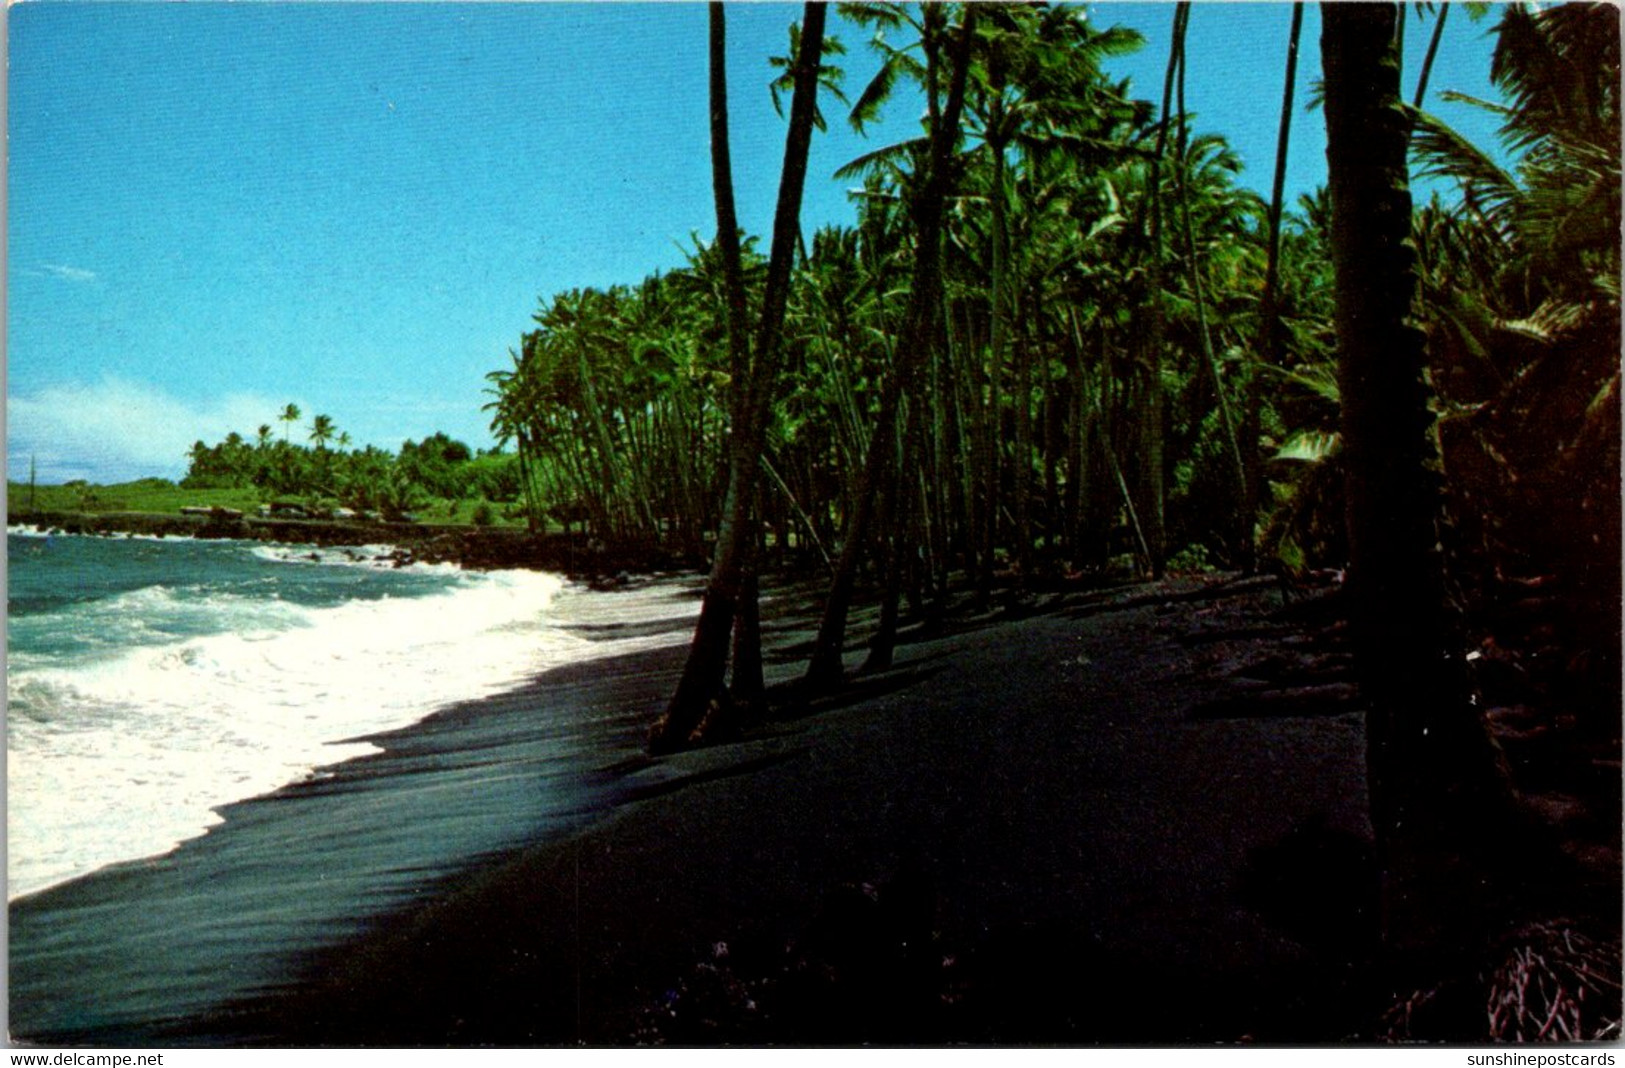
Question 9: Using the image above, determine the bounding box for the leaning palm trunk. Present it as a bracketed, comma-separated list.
[651, 2, 827, 753]
[1247, 2, 1304, 572]
[1130, 2, 1188, 579]
[1411, 3, 1449, 109]
[976, 125, 1011, 606]
[803, 7, 975, 692]
[803, 350, 905, 691]
[862, 395, 926, 672]
[1172, 12, 1249, 562]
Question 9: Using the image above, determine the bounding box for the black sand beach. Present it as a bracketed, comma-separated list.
[10, 571, 1614, 1045]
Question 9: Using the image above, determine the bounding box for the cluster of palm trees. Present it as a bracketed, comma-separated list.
[184, 406, 521, 519]
[490, 4, 1301, 580]
[186, 404, 349, 494]
[484, 1, 1616, 736]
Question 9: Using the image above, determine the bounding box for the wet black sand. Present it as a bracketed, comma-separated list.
[11, 574, 1382, 1045]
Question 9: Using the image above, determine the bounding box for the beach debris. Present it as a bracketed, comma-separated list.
[1487, 921, 1623, 1042]
[1380, 920, 1622, 1042]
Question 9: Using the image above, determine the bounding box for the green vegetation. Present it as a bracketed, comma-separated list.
[166, 413, 529, 527]
[484, 0, 1616, 706]
[8, 478, 264, 517]
[6, 474, 532, 530]
[12, 415, 533, 530]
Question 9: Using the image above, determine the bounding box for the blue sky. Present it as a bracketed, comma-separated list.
[6, 2, 1510, 484]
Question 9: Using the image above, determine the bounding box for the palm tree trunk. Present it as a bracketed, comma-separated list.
[951, 301, 985, 575]
[729, 488, 766, 711]
[804, 355, 902, 690]
[652, 1, 827, 753]
[863, 396, 924, 672]
[1134, 2, 1188, 578]
[1412, 2, 1450, 109]
[804, 6, 975, 691]
[977, 126, 1010, 605]
[1322, 0, 1514, 988]
[1172, 5, 1248, 562]
[1063, 319, 1085, 566]
[1247, 2, 1304, 573]
[1013, 315, 1035, 578]
[925, 298, 956, 614]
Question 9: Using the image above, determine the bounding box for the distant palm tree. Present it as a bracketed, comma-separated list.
[309, 414, 336, 450]
[256, 424, 273, 450]
[280, 404, 301, 444]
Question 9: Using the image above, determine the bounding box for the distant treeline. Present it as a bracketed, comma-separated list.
[183, 408, 522, 523]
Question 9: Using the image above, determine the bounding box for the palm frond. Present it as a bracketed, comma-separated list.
[1407, 107, 1522, 228]
[1264, 362, 1341, 406]
[836, 3, 905, 33]
[833, 135, 928, 181]
[849, 53, 899, 134]
[1437, 89, 1515, 120]
[1274, 429, 1342, 464]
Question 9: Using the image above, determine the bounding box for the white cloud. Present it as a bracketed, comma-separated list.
[6, 379, 291, 484]
[39, 263, 98, 283]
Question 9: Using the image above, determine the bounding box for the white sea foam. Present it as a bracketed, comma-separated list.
[7, 565, 700, 900]
[247, 543, 424, 569]
[6, 523, 197, 543]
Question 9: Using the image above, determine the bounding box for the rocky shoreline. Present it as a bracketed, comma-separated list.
[6, 509, 703, 579]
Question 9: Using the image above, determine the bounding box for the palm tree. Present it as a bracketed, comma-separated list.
[1409, 2, 1619, 311]
[956, 4, 1143, 589]
[279, 403, 301, 444]
[1167, 4, 1249, 562]
[484, 355, 545, 533]
[1125, 1, 1186, 580]
[1407, 0, 1621, 749]
[1322, 0, 1513, 1000]
[1245, 2, 1306, 571]
[222, 431, 252, 486]
[650, 0, 830, 754]
[186, 440, 212, 480]
[309, 414, 336, 450]
[768, 17, 849, 133]
[804, 2, 978, 689]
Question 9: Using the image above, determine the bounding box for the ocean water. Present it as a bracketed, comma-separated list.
[5, 529, 696, 901]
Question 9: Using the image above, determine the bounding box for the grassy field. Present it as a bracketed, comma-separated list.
[6, 479, 531, 530]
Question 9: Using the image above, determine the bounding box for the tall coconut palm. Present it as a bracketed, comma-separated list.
[651, 1, 830, 754]
[309, 414, 336, 450]
[1165, 4, 1250, 562]
[1409, 1, 1619, 311]
[1407, 1, 1621, 753]
[1322, 0, 1513, 999]
[964, 3, 1143, 588]
[803, 3, 977, 690]
[1245, 2, 1306, 572]
[279, 403, 301, 444]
